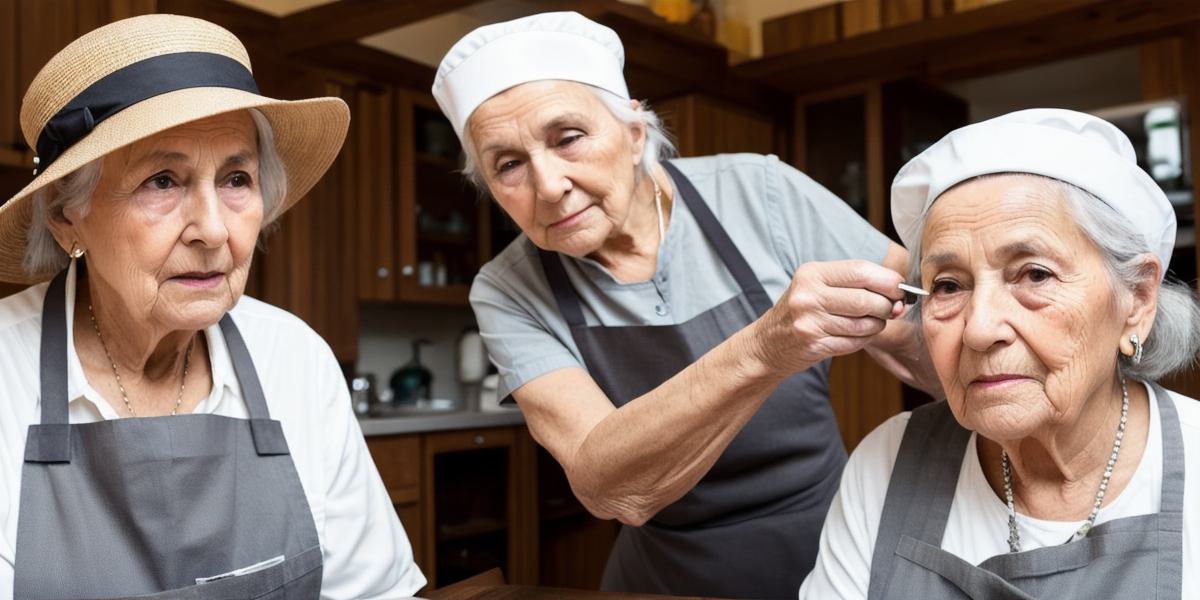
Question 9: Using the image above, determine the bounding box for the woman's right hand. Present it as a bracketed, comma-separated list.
[751, 259, 905, 375]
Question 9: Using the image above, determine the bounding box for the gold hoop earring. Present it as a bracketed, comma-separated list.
[68, 241, 85, 259]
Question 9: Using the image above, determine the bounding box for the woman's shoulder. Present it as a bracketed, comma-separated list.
[668, 153, 779, 183]
[1163, 387, 1200, 437]
[470, 235, 559, 323]
[473, 233, 538, 293]
[845, 411, 913, 482]
[227, 295, 331, 357]
[0, 282, 49, 332]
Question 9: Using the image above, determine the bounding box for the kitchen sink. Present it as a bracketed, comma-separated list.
[365, 399, 461, 418]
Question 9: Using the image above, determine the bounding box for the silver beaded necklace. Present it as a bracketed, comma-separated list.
[1002, 376, 1129, 552]
[87, 303, 194, 418]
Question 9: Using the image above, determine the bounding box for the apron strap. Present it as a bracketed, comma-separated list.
[27, 268, 288, 460]
[219, 315, 290, 456]
[867, 401, 971, 599]
[537, 161, 778, 328]
[1150, 382, 1185, 513]
[537, 249, 587, 329]
[660, 160, 773, 316]
[1148, 381, 1184, 597]
[26, 267, 73, 463]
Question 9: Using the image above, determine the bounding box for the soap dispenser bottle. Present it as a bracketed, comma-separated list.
[390, 338, 433, 406]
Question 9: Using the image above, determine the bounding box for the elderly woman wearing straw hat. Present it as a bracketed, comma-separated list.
[0, 14, 424, 599]
[799, 109, 1200, 599]
[432, 12, 938, 598]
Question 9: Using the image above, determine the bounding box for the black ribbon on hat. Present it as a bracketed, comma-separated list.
[32, 51, 259, 178]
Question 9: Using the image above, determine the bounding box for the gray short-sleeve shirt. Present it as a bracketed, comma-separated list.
[469, 153, 892, 400]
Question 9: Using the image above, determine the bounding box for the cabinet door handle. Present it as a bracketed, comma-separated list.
[401, 265, 415, 277]
[474, 435, 485, 446]
[376, 267, 390, 279]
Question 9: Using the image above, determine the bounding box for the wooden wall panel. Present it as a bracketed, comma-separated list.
[762, 3, 840, 56]
[952, 0, 1011, 12]
[4, 0, 158, 156]
[16, 1, 77, 130]
[656, 94, 774, 158]
[842, 0, 881, 39]
[1, 0, 18, 152]
[1141, 37, 1184, 100]
[926, 0, 954, 18]
[828, 350, 903, 451]
[106, 0, 158, 20]
[882, 0, 924, 28]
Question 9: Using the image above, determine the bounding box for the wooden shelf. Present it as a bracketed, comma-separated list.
[737, 0, 1200, 94]
[437, 516, 507, 543]
[0, 147, 30, 169]
[400, 283, 471, 306]
[418, 232, 472, 245]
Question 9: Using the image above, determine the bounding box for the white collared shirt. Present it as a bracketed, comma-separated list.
[799, 383, 1200, 599]
[0, 263, 425, 599]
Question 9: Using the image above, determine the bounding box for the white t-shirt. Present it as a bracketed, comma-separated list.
[0, 264, 426, 599]
[799, 383, 1200, 599]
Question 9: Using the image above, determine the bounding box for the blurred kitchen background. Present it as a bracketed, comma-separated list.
[1, 0, 1197, 592]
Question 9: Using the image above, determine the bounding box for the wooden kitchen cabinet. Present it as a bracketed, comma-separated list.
[0, 0, 158, 167]
[421, 427, 520, 588]
[366, 425, 612, 591]
[243, 61, 362, 363]
[395, 91, 494, 306]
[352, 88, 506, 307]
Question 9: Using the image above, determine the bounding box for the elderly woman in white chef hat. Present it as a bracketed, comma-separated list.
[800, 108, 1200, 599]
[433, 11, 939, 598]
[0, 14, 423, 598]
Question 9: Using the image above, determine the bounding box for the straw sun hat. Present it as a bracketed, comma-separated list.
[0, 13, 349, 284]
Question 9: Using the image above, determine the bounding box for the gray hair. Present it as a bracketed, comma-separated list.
[23, 108, 287, 277]
[460, 83, 677, 189]
[905, 173, 1200, 381]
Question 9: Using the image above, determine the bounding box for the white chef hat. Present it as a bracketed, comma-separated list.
[432, 11, 630, 140]
[891, 108, 1177, 275]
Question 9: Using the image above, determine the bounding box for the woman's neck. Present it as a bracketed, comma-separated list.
[589, 165, 674, 283]
[77, 276, 196, 380]
[978, 378, 1151, 521]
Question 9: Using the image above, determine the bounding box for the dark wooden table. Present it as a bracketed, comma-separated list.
[424, 585, 715, 600]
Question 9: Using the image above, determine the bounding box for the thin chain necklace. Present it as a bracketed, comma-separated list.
[1002, 376, 1129, 552]
[86, 303, 194, 418]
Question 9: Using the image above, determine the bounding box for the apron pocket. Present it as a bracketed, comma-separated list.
[893, 536, 1034, 600]
[95, 545, 323, 600]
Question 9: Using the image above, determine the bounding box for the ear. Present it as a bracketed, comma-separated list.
[627, 99, 647, 168]
[45, 200, 80, 256]
[1117, 254, 1161, 357]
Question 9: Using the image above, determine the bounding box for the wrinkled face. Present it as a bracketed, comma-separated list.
[919, 175, 1131, 442]
[54, 111, 263, 332]
[467, 80, 645, 257]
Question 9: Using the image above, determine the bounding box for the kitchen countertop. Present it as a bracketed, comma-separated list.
[357, 408, 525, 436]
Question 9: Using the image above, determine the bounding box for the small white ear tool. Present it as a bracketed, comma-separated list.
[898, 283, 929, 305]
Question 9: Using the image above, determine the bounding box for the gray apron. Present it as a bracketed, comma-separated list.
[536, 161, 846, 599]
[13, 267, 324, 599]
[867, 385, 1184, 599]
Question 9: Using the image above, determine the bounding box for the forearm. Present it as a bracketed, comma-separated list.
[569, 321, 793, 525]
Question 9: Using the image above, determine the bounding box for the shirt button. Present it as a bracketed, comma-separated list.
[655, 304, 668, 316]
